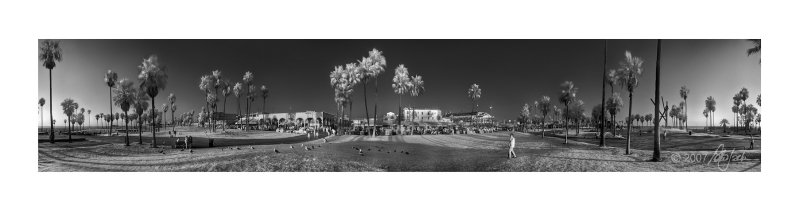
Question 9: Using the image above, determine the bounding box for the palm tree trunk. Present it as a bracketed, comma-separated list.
[564, 104, 569, 144]
[222, 96, 227, 131]
[373, 79, 379, 137]
[151, 98, 157, 148]
[651, 39, 663, 161]
[600, 40, 608, 146]
[541, 113, 546, 138]
[109, 87, 113, 136]
[362, 80, 369, 135]
[398, 95, 402, 135]
[138, 115, 143, 144]
[625, 92, 633, 155]
[49, 69, 55, 143]
[124, 111, 129, 146]
[68, 115, 72, 142]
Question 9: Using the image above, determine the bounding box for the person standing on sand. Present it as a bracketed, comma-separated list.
[508, 132, 517, 158]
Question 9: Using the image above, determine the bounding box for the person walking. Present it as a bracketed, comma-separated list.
[508, 132, 517, 158]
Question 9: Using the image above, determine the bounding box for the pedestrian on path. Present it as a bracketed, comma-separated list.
[508, 133, 517, 158]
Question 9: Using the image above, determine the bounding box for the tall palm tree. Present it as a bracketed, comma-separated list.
[212, 70, 223, 131]
[559, 81, 578, 144]
[104, 70, 118, 135]
[39, 40, 62, 143]
[358, 49, 387, 137]
[261, 85, 269, 113]
[746, 39, 761, 64]
[233, 82, 243, 119]
[137, 55, 168, 148]
[409, 75, 424, 124]
[94, 114, 100, 130]
[242, 71, 254, 131]
[220, 80, 231, 131]
[616, 51, 644, 155]
[392, 64, 411, 132]
[468, 84, 482, 112]
[600, 40, 608, 147]
[703, 109, 709, 129]
[39, 98, 46, 132]
[86, 109, 91, 128]
[680, 86, 690, 130]
[199, 74, 214, 131]
[60, 98, 78, 142]
[538, 96, 552, 138]
[260, 85, 269, 130]
[739, 87, 750, 131]
[168, 93, 176, 132]
[114, 79, 136, 146]
[705, 96, 716, 130]
[652, 39, 664, 161]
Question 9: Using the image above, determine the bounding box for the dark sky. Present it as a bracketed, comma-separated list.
[38, 39, 760, 126]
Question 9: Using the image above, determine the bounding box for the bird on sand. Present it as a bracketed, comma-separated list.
[250, 145, 255, 149]
[305, 146, 310, 151]
[290, 145, 294, 149]
[274, 147, 279, 153]
[190, 149, 194, 154]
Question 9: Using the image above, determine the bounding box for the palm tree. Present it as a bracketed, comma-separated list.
[599, 40, 609, 147]
[94, 114, 100, 130]
[233, 82, 243, 118]
[199, 74, 214, 131]
[705, 96, 716, 131]
[220, 80, 231, 131]
[616, 51, 644, 155]
[559, 81, 578, 144]
[137, 55, 168, 148]
[86, 109, 91, 128]
[79, 108, 85, 130]
[260, 85, 269, 130]
[703, 109, 709, 129]
[746, 39, 761, 64]
[242, 71, 254, 131]
[732, 93, 742, 132]
[645, 114, 653, 128]
[60, 98, 78, 142]
[260, 85, 269, 113]
[113, 79, 136, 146]
[39, 98, 46, 132]
[409, 75, 425, 124]
[359, 49, 387, 137]
[720, 119, 730, 132]
[39, 40, 62, 143]
[652, 39, 664, 161]
[680, 86, 690, 129]
[133, 90, 149, 145]
[521, 103, 531, 132]
[538, 96, 552, 138]
[739, 87, 750, 131]
[606, 93, 623, 137]
[468, 84, 482, 112]
[391, 64, 411, 132]
[103, 69, 119, 135]
[168, 93, 176, 132]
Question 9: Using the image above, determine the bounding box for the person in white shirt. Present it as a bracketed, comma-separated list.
[508, 133, 517, 158]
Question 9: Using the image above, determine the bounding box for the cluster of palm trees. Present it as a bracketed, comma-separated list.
[731, 88, 760, 133]
[328, 49, 387, 137]
[390, 64, 425, 134]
